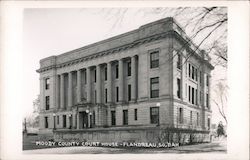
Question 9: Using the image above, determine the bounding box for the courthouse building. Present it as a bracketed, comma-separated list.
[37, 17, 213, 142]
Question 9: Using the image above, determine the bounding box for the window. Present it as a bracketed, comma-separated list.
[63, 115, 66, 128]
[116, 87, 119, 102]
[188, 86, 191, 102]
[206, 93, 209, 108]
[185, 84, 187, 98]
[104, 67, 107, 81]
[195, 68, 198, 81]
[105, 88, 107, 103]
[44, 117, 48, 128]
[191, 88, 195, 104]
[190, 111, 193, 125]
[111, 111, 116, 125]
[150, 51, 159, 68]
[195, 89, 198, 105]
[150, 107, 159, 124]
[123, 110, 128, 125]
[150, 77, 159, 98]
[45, 78, 50, 90]
[206, 75, 209, 86]
[189, 64, 198, 81]
[57, 116, 59, 125]
[134, 109, 137, 120]
[94, 90, 97, 103]
[93, 111, 96, 126]
[207, 118, 210, 130]
[115, 64, 119, 79]
[94, 68, 96, 82]
[200, 71, 202, 85]
[178, 108, 183, 124]
[191, 66, 195, 79]
[128, 84, 131, 101]
[177, 54, 181, 69]
[200, 91, 202, 104]
[127, 61, 131, 76]
[188, 64, 191, 77]
[177, 78, 181, 98]
[45, 96, 50, 110]
[197, 112, 199, 126]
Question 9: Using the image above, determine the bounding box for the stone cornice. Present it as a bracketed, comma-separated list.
[36, 31, 171, 73]
[37, 29, 213, 73]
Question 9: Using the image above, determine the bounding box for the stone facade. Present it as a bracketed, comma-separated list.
[37, 17, 213, 142]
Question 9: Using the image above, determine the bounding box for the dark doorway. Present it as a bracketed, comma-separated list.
[79, 111, 88, 129]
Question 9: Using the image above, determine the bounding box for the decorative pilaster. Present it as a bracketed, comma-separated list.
[68, 72, 73, 109]
[131, 56, 137, 102]
[77, 70, 82, 103]
[86, 67, 91, 103]
[60, 74, 65, 109]
[56, 75, 60, 109]
[118, 59, 124, 103]
[107, 62, 112, 103]
[96, 65, 102, 103]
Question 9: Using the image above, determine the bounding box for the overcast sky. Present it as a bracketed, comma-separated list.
[23, 8, 227, 124]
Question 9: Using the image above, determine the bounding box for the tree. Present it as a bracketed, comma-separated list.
[24, 95, 40, 129]
[216, 121, 225, 137]
[213, 81, 228, 125]
[98, 7, 227, 68]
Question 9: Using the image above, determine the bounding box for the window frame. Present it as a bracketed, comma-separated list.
[150, 107, 159, 124]
[150, 51, 159, 69]
[94, 68, 96, 83]
[177, 54, 181, 70]
[134, 109, 137, 121]
[150, 77, 159, 98]
[44, 116, 48, 128]
[105, 88, 107, 103]
[111, 111, 116, 126]
[128, 84, 131, 101]
[177, 78, 181, 98]
[45, 96, 50, 110]
[45, 78, 50, 90]
[57, 115, 59, 125]
[63, 115, 66, 128]
[178, 108, 183, 124]
[104, 67, 107, 81]
[127, 61, 131, 76]
[115, 64, 119, 79]
[123, 110, 128, 125]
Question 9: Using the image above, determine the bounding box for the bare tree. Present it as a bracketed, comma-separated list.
[97, 7, 227, 67]
[24, 95, 40, 129]
[213, 82, 228, 125]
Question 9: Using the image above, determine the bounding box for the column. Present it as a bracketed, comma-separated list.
[107, 62, 112, 103]
[56, 75, 60, 109]
[131, 56, 136, 102]
[68, 72, 73, 108]
[77, 70, 82, 103]
[86, 67, 91, 103]
[96, 65, 102, 103]
[118, 59, 124, 102]
[60, 74, 65, 109]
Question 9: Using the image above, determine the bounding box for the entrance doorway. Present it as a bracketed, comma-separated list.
[79, 111, 88, 129]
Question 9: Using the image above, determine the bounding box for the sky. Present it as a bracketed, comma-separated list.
[23, 8, 227, 124]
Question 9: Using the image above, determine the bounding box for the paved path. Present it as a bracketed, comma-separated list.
[23, 138, 226, 154]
